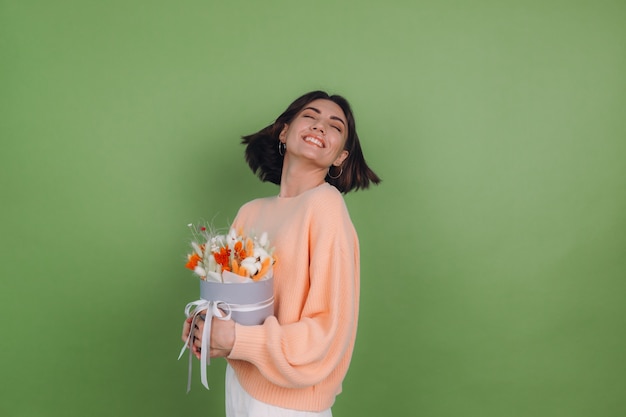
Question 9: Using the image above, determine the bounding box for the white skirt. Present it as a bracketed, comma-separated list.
[225, 364, 333, 417]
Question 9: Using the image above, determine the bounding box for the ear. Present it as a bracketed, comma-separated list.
[333, 150, 349, 167]
[278, 123, 288, 142]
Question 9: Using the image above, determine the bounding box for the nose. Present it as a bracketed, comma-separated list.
[311, 121, 325, 134]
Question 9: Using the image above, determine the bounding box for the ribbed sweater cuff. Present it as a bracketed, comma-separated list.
[228, 322, 268, 362]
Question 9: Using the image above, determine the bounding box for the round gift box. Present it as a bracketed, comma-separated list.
[199, 276, 274, 325]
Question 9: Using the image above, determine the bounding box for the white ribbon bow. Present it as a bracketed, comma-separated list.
[178, 299, 231, 392]
[177, 296, 274, 392]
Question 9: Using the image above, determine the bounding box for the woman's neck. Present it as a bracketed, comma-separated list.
[278, 158, 327, 198]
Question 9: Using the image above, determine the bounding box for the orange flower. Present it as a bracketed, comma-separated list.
[185, 253, 201, 270]
[233, 241, 246, 261]
[213, 247, 231, 270]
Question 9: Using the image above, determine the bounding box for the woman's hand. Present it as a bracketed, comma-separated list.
[181, 312, 235, 359]
[205, 316, 236, 358]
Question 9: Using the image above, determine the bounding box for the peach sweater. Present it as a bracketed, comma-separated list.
[227, 183, 360, 412]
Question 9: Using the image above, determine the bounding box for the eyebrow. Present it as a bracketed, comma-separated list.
[302, 106, 346, 127]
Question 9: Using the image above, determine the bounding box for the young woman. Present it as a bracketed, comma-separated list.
[182, 91, 380, 416]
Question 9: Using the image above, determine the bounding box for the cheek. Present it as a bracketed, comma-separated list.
[336, 134, 348, 151]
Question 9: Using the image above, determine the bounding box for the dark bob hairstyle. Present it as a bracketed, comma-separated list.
[242, 90, 381, 194]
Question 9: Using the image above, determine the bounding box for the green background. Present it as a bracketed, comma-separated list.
[2, 1, 625, 416]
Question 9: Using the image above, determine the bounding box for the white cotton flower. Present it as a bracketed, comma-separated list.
[194, 266, 206, 277]
[253, 247, 269, 260]
[241, 257, 260, 276]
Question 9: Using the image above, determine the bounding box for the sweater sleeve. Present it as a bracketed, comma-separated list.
[228, 194, 359, 389]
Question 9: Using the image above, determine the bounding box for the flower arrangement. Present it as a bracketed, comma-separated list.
[180, 223, 276, 391]
[185, 224, 276, 283]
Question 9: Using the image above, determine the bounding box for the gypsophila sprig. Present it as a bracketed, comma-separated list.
[185, 223, 276, 283]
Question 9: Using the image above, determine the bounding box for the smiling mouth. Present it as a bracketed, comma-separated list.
[303, 136, 325, 148]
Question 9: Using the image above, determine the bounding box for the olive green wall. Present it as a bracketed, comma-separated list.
[2, 1, 625, 416]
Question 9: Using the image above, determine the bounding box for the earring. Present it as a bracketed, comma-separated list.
[328, 165, 343, 179]
[278, 141, 286, 156]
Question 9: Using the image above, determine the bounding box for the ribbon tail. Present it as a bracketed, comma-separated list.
[177, 309, 204, 393]
[200, 305, 213, 390]
[178, 328, 193, 361]
[179, 330, 193, 394]
[186, 313, 202, 393]
[186, 343, 193, 393]
[178, 340, 188, 361]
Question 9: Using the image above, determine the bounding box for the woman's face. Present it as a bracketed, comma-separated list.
[279, 99, 349, 169]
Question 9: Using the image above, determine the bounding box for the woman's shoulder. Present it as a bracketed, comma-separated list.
[307, 183, 352, 222]
[307, 182, 344, 204]
[237, 194, 275, 213]
[307, 184, 357, 240]
[311, 182, 346, 208]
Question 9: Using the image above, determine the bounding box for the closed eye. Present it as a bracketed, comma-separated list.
[300, 106, 346, 133]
